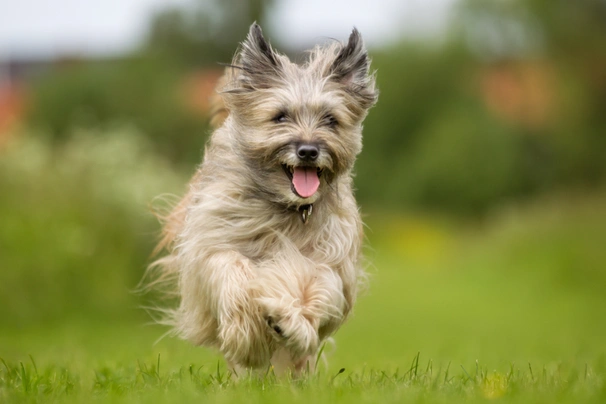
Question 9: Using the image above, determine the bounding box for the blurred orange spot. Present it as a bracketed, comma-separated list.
[0, 82, 25, 146]
[480, 61, 554, 130]
[182, 69, 224, 115]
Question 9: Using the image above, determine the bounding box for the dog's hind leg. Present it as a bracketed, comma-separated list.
[269, 347, 316, 377]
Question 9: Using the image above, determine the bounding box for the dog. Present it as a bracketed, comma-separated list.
[146, 23, 377, 376]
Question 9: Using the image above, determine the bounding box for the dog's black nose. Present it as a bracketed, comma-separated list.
[296, 144, 319, 161]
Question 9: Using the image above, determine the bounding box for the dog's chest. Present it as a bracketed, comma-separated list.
[240, 211, 353, 267]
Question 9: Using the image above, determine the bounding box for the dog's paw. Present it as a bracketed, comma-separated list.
[264, 312, 318, 360]
[267, 316, 285, 338]
[219, 310, 271, 369]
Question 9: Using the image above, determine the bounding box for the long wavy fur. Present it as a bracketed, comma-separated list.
[143, 23, 378, 375]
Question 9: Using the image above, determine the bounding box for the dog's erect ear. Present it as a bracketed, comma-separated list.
[237, 23, 282, 87]
[330, 28, 378, 109]
[331, 28, 368, 85]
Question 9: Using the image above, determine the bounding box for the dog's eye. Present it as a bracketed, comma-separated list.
[272, 112, 288, 123]
[324, 114, 338, 128]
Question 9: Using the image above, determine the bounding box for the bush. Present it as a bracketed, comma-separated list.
[26, 57, 210, 166]
[399, 104, 524, 212]
[0, 128, 186, 327]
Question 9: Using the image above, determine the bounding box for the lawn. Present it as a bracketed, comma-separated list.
[2, 190, 605, 402]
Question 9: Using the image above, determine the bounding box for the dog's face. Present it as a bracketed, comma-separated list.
[222, 24, 377, 207]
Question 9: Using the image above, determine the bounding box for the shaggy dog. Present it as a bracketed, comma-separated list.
[147, 23, 378, 375]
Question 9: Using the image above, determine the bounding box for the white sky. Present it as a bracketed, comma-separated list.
[268, 0, 459, 48]
[0, 0, 459, 59]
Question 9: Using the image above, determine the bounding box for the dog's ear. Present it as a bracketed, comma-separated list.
[237, 23, 282, 88]
[330, 28, 378, 110]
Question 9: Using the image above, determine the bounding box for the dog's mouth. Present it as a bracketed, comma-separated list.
[282, 164, 323, 198]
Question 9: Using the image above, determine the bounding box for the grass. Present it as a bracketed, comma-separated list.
[1, 352, 604, 403]
[1, 133, 605, 402]
[3, 195, 606, 402]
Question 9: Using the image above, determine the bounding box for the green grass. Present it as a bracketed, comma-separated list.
[2, 353, 603, 403]
[3, 193, 606, 402]
[1, 135, 605, 402]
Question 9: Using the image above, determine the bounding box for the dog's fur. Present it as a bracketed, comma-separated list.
[147, 23, 377, 375]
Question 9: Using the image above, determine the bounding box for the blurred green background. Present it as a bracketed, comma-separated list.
[1, 0, 605, 386]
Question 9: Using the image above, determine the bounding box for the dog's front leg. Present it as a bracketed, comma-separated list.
[205, 251, 271, 369]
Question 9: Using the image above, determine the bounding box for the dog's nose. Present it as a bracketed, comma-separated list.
[296, 144, 319, 161]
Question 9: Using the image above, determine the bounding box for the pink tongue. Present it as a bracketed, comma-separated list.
[292, 167, 320, 198]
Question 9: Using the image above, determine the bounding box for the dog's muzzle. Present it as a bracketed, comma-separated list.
[281, 142, 324, 199]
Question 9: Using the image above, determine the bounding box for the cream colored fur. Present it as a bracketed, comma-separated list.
[146, 23, 377, 375]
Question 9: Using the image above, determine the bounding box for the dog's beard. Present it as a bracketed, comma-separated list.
[246, 140, 338, 208]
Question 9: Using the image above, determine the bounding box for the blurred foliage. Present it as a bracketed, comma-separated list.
[21, 0, 606, 213]
[356, 0, 606, 212]
[25, 0, 275, 166]
[144, 0, 273, 67]
[357, 45, 528, 211]
[26, 57, 210, 165]
[0, 128, 186, 327]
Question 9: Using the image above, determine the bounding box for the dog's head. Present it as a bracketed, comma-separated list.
[221, 23, 378, 207]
